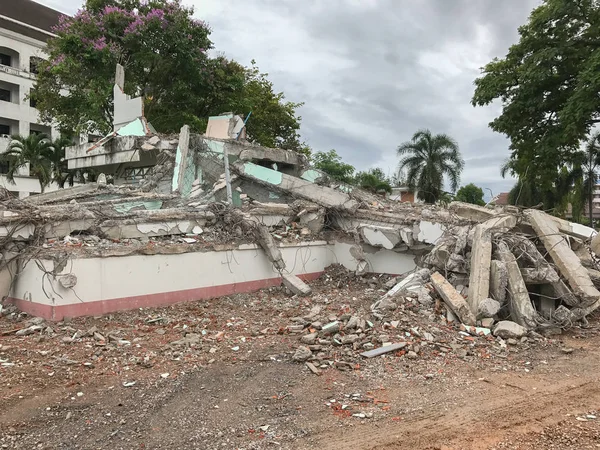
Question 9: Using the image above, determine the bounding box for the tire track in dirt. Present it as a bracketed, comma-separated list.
[309, 374, 600, 450]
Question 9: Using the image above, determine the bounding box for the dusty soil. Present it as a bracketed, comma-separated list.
[2, 269, 600, 449]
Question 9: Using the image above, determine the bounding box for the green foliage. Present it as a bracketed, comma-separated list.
[355, 168, 392, 195]
[31, 1, 305, 149]
[312, 149, 355, 184]
[454, 183, 485, 206]
[397, 129, 464, 204]
[3, 134, 53, 192]
[227, 61, 305, 150]
[472, 0, 600, 207]
[436, 191, 455, 207]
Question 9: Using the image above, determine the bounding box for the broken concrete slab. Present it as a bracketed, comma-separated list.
[489, 260, 508, 304]
[360, 342, 407, 358]
[495, 241, 537, 328]
[525, 210, 600, 307]
[235, 161, 359, 212]
[282, 273, 312, 296]
[449, 202, 496, 222]
[467, 215, 517, 313]
[493, 321, 527, 339]
[430, 271, 476, 326]
[359, 225, 401, 250]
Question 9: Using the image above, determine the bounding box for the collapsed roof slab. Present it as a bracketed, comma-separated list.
[235, 161, 359, 212]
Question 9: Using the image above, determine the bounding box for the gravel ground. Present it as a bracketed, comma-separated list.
[1, 267, 599, 449]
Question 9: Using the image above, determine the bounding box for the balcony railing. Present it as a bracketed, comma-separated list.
[0, 64, 36, 80]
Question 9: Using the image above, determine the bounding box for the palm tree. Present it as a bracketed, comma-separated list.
[397, 129, 464, 203]
[47, 136, 74, 188]
[2, 134, 53, 193]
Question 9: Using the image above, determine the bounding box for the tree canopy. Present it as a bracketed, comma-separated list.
[31, 0, 305, 150]
[455, 183, 485, 206]
[472, 0, 600, 202]
[397, 129, 464, 204]
[355, 168, 393, 194]
[312, 149, 356, 184]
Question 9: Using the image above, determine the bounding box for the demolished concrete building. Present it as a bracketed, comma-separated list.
[1, 65, 600, 341]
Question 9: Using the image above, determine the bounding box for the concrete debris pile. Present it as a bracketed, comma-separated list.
[0, 63, 598, 325]
[289, 265, 553, 372]
[415, 205, 600, 333]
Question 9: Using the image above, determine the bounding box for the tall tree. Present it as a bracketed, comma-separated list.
[355, 168, 392, 194]
[455, 183, 485, 206]
[32, 0, 214, 134]
[2, 134, 53, 192]
[397, 129, 464, 203]
[472, 0, 600, 206]
[312, 149, 355, 184]
[225, 61, 305, 151]
[31, 0, 305, 149]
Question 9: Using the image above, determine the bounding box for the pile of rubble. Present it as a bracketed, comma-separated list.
[286, 206, 600, 369]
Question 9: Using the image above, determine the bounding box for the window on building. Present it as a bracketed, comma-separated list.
[29, 57, 43, 74]
[0, 89, 10, 102]
[0, 53, 10, 66]
[0, 124, 9, 136]
[30, 97, 37, 108]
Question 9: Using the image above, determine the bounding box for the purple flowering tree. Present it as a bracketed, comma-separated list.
[32, 0, 307, 152]
[32, 0, 218, 134]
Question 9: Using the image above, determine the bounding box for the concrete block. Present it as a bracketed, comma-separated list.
[431, 271, 476, 326]
[282, 273, 312, 296]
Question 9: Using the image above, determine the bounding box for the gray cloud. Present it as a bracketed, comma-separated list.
[40, 0, 542, 199]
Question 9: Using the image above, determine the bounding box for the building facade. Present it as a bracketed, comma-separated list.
[0, 0, 63, 198]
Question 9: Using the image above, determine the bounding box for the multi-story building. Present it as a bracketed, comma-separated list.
[0, 0, 63, 198]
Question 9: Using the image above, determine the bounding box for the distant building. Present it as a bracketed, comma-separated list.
[388, 187, 415, 203]
[0, 0, 64, 198]
[490, 192, 510, 206]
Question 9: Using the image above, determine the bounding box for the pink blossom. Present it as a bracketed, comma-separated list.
[93, 37, 107, 51]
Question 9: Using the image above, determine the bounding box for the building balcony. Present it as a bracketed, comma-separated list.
[0, 64, 36, 80]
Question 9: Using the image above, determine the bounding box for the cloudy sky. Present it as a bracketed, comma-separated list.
[39, 0, 541, 199]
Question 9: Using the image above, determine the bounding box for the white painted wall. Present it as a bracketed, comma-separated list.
[0, 174, 63, 198]
[9, 241, 417, 315]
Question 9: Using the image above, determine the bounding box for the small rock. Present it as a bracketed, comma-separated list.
[292, 346, 312, 362]
[480, 318, 495, 329]
[321, 321, 340, 336]
[507, 338, 518, 345]
[493, 321, 527, 339]
[300, 332, 318, 345]
[406, 351, 418, 359]
[341, 334, 359, 345]
[345, 316, 359, 330]
[477, 298, 501, 319]
[561, 347, 574, 354]
[93, 332, 105, 342]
